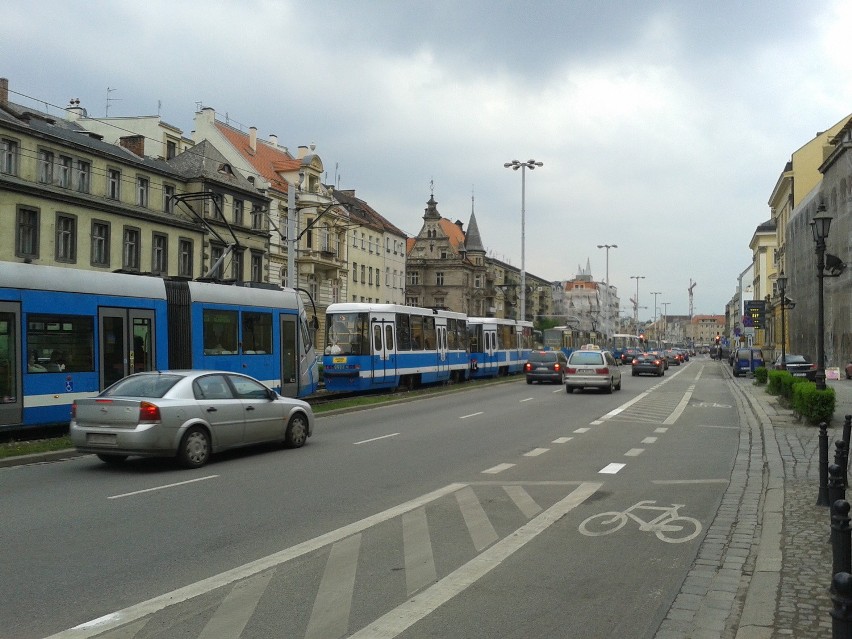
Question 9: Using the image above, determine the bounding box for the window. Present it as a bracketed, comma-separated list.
[386, 267, 390, 286]
[361, 264, 366, 283]
[352, 263, 359, 282]
[16, 207, 39, 258]
[250, 253, 263, 282]
[408, 271, 420, 285]
[166, 140, 177, 160]
[368, 267, 373, 285]
[376, 270, 380, 287]
[203, 309, 238, 354]
[178, 238, 193, 278]
[231, 249, 243, 280]
[305, 218, 313, 248]
[163, 184, 175, 213]
[58, 156, 73, 188]
[251, 204, 264, 230]
[38, 150, 54, 184]
[233, 199, 244, 226]
[107, 169, 121, 200]
[91, 221, 110, 267]
[361, 232, 365, 249]
[474, 273, 482, 288]
[242, 312, 272, 354]
[352, 231, 358, 247]
[1, 138, 18, 174]
[210, 245, 224, 279]
[76, 160, 90, 193]
[151, 233, 168, 274]
[55, 214, 77, 263]
[436, 272, 444, 286]
[136, 176, 149, 207]
[26, 315, 94, 373]
[123, 227, 140, 270]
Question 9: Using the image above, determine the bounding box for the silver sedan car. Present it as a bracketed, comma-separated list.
[565, 349, 623, 394]
[70, 370, 314, 468]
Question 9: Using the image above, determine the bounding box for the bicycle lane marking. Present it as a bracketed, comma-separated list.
[349, 481, 603, 639]
[578, 500, 703, 544]
[590, 365, 690, 425]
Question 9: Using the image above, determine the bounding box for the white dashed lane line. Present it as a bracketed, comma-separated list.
[624, 449, 644, 457]
[553, 437, 573, 443]
[599, 463, 626, 474]
[481, 463, 516, 475]
[460, 412, 483, 419]
[524, 448, 549, 457]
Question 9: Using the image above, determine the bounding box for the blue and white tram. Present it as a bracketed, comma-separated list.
[322, 303, 470, 392]
[0, 262, 318, 433]
[467, 317, 534, 378]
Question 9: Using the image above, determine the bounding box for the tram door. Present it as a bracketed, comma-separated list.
[99, 308, 155, 390]
[280, 316, 298, 398]
[0, 303, 22, 427]
[483, 327, 498, 373]
[436, 324, 449, 379]
[371, 319, 397, 386]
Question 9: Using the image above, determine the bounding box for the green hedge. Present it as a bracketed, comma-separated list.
[767, 370, 835, 424]
[754, 367, 768, 384]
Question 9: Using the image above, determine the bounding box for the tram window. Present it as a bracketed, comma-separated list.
[396, 314, 411, 351]
[458, 320, 468, 351]
[26, 315, 94, 373]
[373, 324, 382, 352]
[447, 319, 457, 350]
[203, 309, 238, 355]
[242, 312, 272, 354]
[410, 315, 424, 350]
[385, 324, 394, 350]
[423, 316, 436, 350]
[0, 316, 14, 401]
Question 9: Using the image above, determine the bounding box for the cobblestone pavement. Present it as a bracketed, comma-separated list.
[655, 362, 852, 639]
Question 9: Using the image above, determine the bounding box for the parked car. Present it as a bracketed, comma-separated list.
[733, 348, 765, 377]
[631, 352, 665, 377]
[70, 370, 314, 468]
[524, 350, 568, 384]
[773, 354, 818, 380]
[566, 349, 622, 394]
[846, 359, 852, 380]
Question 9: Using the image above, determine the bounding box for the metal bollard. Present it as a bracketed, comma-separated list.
[832, 500, 852, 588]
[845, 415, 852, 448]
[831, 572, 852, 639]
[830, 464, 847, 508]
[820, 422, 832, 506]
[839, 441, 850, 486]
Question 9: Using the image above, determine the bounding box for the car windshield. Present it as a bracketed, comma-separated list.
[783, 355, 810, 364]
[102, 374, 182, 398]
[570, 352, 604, 365]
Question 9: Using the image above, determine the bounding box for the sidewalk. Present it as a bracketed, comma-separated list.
[656, 365, 852, 639]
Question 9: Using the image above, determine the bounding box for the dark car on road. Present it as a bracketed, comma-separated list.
[773, 354, 818, 380]
[619, 347, 643, 365]
[631, 352, 665, 377]
[524, 350, 568, 384]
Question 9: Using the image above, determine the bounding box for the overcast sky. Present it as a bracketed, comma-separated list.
[4, 0, 851, 318]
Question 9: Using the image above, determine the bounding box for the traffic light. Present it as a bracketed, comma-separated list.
[715, 333, 721, 345]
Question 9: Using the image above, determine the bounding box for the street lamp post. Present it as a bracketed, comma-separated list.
[650, 291, 662, 342]
[810, 203, 833, 391]
[630, 275, 645, 334]
[660, 302, 671, 342]
[597, 244, 617, 344]
[504, 159, 543, 321]
[777, 271, 788, 370]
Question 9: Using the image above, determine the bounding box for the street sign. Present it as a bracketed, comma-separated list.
[744, 300, 766, 329]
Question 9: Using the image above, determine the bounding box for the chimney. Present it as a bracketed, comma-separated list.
[297, 145, 309, 159]
[200, 107, 216, 123]
[119, 135, 145, 157]
[65, 98, 87, 120]
[249, 126, 257, 152]
[0, 78, 8, 106]
[269, 133, 278, 147]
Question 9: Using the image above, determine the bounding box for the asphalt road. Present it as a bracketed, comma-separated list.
[0, 358, 742, 639]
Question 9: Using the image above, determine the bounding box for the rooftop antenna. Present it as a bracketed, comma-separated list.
[105, 87, 120, 117]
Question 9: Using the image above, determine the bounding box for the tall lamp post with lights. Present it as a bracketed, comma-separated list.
[597, 244, 617, 344]
[504, 159, 543, 321]
[650, 291, 662, 342]
[776, 271, 794, 370]
[810, 203, 833, 391]
[629, 275, 645, 335]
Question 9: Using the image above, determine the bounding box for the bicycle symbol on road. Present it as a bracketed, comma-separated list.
[579, 500, 702, 543]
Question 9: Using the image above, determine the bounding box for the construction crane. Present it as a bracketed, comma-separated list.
[688, 279, 697, 318]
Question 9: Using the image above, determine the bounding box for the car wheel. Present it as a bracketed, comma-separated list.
[615, 378, 622, 390]
[604, 379, 613, 394]
[284, 412, 309, 448]
[179, 426, 211, 468]
[526, 378, 533, 384]
[566, 385, 573, 394]
[632, 371, 638, 377]
[96, 453, 128, 464]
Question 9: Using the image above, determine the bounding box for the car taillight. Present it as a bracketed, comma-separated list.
[596, 367, 609, 375]
[139, 401, 161, 423]
[524, 363, 532, 372]
[566, 367, 577, 374]
[632, 359, 639, 365]
[70, 401, 76, 419]
[554, 363, 562, 371]
[654, 359, 662, 365]
[810, 363, 817, 370]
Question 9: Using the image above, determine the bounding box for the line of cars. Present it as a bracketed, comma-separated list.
[523, 346, 622, 393]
